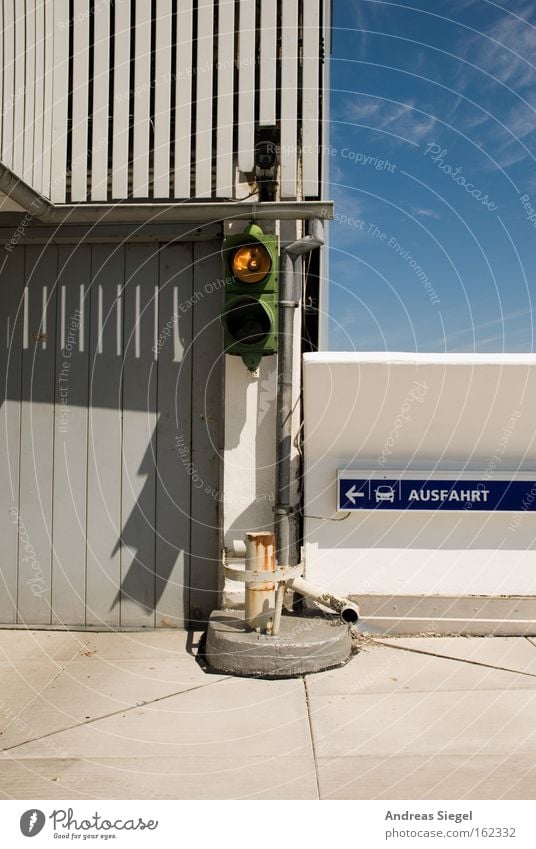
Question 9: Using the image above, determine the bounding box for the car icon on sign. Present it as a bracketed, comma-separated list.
[375, 485, 396, 503]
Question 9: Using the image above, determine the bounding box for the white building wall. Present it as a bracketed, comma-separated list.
[304, 353, 536, 598]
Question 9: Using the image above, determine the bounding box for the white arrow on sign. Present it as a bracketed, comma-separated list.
[345, 486, 365, 505]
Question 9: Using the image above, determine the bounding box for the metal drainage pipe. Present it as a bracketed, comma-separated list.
[285, 576, 360, 625]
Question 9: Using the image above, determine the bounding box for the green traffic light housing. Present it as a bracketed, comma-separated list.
[222, 223, 279, 371]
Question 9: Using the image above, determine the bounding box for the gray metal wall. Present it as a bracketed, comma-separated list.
[0, 237, 223, 628]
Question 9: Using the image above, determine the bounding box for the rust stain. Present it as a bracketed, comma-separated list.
[247, 532, 275, 589]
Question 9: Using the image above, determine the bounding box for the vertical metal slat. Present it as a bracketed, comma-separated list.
[112, 0, 131, 198]
[2, 0, 15, 169]
[23, 0, 36, 185]
[259, 0, 277, 127]
[33, 0, 45, 192]
[153, 0, 172, 198]
[13, 0, 26, 177]
[91, 1, 110, 200]
[216, 0, 235, 197]
[50, 0, 69, 203]
[132, 0, 152, 198]
[237, 0, 255, 174]
[174, 0, 193, 198]
[70, 1, 90, 201]
[280, 0, 299, 198]
[41, 0, 54, 196]
[195, 0, 214, 198]
[302, 0, 321, 197]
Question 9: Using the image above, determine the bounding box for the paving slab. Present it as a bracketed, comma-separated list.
[316, 753, 536, 800]
[0, 662, 67, 736]
[381, 636, 536, 675]
[309, 689, 536, 758]
[0, 658, 226, 750]
[81, 631, 198, 660]
[0, 755, 318, 800]
[9, 677, 312, 760]
[307, 644, 536, 696]
[0, 630, 88, 662]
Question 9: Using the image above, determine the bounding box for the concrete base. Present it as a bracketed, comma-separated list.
[205, 610, 353, 678]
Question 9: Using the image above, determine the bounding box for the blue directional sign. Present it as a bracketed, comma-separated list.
[338, 472, 536, 512]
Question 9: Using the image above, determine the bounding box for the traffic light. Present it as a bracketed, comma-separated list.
[221, 223, 279, 372]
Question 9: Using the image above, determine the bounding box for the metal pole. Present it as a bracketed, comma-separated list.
[275, 220, 325, 572]
[244, 532, 276, 632]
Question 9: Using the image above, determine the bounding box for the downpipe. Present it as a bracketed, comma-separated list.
[275, 218, 325, 571]
[272, 218, 360, 635]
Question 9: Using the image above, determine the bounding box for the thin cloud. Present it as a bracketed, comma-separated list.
[410, 207, 441, 219]
[342, 95, 436, 145]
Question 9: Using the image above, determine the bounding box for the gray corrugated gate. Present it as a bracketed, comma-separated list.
[0, 236, 223, 628]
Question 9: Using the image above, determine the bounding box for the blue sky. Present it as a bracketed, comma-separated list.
[327, 0, 536, 352]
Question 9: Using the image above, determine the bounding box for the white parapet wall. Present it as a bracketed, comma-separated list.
[303, 352, 536, 601]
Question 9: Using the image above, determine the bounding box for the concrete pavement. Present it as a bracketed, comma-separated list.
[1, 629, 535, 799]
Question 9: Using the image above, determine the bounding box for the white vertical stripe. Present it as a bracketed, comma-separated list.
[79, 284, 85, 352]
[97, 284, 103, 355]
[112, 0, 131, 199]
[174, 0, 193, 197]
[153, 0, 172, 197]
[280, 0, 299, 198]
[51, 0, 70, 202]
[23, 286, 29, 349]
[60, 284, 66, 349]
[70, 2, 90, 201]
[237, 0, 255, 174]
[2, 0, 15, 169]
[173, 286, 181, 363]
[13, 0, 25, 176]
[23, 0, 36, 184]
[132, 0, 151, 198]
[33, 0, 45, 191]
[135, 285, 141, 358]
[302, 0, 321, 197]
[216, 0, 235, 197]
[41, 0, 54, 196]
[116, 284, 122, 356]
[91, 1, 110, 201]
[153, 285, 158, 361]
[259, 0, 277, 127]
[41, 285, 47, 348]
[195, 0, 214, 198]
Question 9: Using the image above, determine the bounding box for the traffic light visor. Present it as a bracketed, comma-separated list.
[231, 243, 272, 284]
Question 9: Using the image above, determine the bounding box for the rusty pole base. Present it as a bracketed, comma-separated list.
[205, 609, 353, 679]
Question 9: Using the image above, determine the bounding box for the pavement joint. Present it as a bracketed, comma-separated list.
[303, 678, 321, 800]
[2, 674, 231, 755]
[373, 639, 536, 678]
[0, 635, 93, 738]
